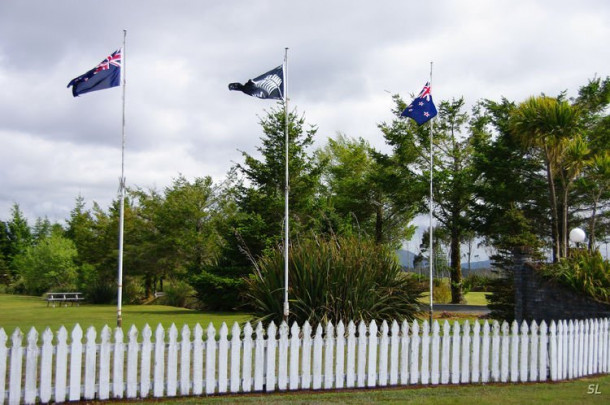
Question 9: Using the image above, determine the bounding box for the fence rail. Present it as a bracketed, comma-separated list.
[0, 317, 609, 404]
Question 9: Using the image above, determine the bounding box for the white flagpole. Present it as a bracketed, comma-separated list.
[283, 47, 290, 322]
[117, 29, 127, 328]
[428, 61, 434, 325]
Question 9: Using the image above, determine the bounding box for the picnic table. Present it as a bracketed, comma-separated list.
[45, 292, 84, 307]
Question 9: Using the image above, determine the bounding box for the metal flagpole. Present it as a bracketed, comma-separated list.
[117, 29, 127, 328]
[283, 47, 290, 322]
[428, 61, 434, 325]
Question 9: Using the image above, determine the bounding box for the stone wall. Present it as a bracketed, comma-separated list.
[514, 253, 610, 322]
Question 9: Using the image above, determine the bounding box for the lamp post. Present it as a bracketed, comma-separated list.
[569, 228, 586, 250]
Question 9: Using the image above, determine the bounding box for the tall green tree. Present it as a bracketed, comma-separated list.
[13, 228, 78, 296]
[318, 134, 417, 246]
[509, 95, 583, 260]
[6, 204, 32, 281]
[234, 104, 321, 256]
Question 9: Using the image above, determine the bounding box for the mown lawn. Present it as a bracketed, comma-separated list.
[419, 291, 490, 306]
[84, 374, 610, 404]
[0, 294, 251, 334]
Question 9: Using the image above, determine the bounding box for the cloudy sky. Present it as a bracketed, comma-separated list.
[1, 0, 609, 233]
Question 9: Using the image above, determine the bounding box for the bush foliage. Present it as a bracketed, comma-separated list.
[245, 235, 424, 326]
[541, 250, 610, 303]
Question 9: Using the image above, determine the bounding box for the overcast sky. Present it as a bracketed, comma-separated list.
[1, 0, 609, 239]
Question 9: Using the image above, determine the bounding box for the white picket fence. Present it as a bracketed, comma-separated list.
[0, 317, 609, 404]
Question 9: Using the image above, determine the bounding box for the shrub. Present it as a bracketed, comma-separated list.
[158, 279, 198, 309]
[462, 272, 496, 293]
[190, 271, 246, 311]
[432, 278, 451, 303]
[541, 250, 610, 303]
[245, 235, 425, 326]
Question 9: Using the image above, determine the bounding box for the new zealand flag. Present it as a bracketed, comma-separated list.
[67, 49, 122, 97]
[401, 82, 437, 125]
[229, 65, 284, 100]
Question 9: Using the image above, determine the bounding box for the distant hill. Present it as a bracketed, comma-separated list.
[396, 249, 492, 273]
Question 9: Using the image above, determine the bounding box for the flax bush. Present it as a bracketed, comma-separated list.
[541, 249, 610, 303]
[244, 235, 424, 326]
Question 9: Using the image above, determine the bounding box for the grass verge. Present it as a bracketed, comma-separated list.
[0, 294, 250, 334]
[83, 374, 610, 405]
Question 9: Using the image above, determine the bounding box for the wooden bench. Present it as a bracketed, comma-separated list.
[45, 292, 84, 307]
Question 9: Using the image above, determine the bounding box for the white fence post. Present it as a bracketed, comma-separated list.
[55, 326, 68, 403]
[400, 320, 410, 385]
[529, 320, 538, 382]
[335, 321, 345, 389]
[500, 321, 509, 382]
[113, 327, 125, 399]
[301, 321, 313, 390]
[324, 321, 335, 389]
[231, 322, 242, 393]
[312, 324, 323, 390]
[420, 320, 430, 385]
[290, 322, 301, 390]
[253, 322, 264, 392]
[410, 320, 420, 385]
[192, 324, 204, 395]
[98, 326, 111, 400]
[345, 321, 355, 388]
[205, 323, 216, 395]
[180, 324, 192, 396]
[166, 324, 179, 397]
[430, 320, 440, 385]
[539, 321, 548, 381]
[126, 326, 139, 398]
[140, 324, 153, 397]
[9, 329, 23, 405]
[24, 328, 39, 405]
[390, 320, 400, 385]
[39, 328, 53, 404]
[472, 321, 480, 383]
[510, 321, 519, 383]
[519, 321, 529, 382]
[217, 323, 229, 393]
[379, 321, 389, 387]
[357, 321, 367, 388]
[265, 322, 277, 392]
[461, 321, 470, 384]
[242, 322, 253, 393]
[84, 326, 97, 400]
[549, 321, 557, 381]
[451, 321, 460, 384]
[0, 328, 7, 405]
[441, 321, 450, 384]
[153, 324, 166, 397]
[278, 322, 289, 391]
[481, 321, 490, 383]
[367, 321, 378, 387]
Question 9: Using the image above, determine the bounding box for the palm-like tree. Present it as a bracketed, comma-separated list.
[509, 96, 582, 261]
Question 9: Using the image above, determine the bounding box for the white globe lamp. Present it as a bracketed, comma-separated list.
[569, 228, 586, 244]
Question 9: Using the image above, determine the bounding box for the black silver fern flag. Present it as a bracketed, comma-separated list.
[229, 65, 284, 100]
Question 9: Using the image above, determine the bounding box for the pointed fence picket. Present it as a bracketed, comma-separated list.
[1, 317, 609, 404]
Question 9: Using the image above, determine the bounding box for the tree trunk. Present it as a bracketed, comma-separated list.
[375, 203, 384, 245]
[545, 154, 560, 262]
[450, 228, 463, 304]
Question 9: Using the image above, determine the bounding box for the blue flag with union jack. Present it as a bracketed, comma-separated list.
[67, 49, 122, 97]
[401, 82, 437, 125]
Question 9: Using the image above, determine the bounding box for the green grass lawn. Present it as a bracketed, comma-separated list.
[84, 374, 610, 404]
[0, 294, 251, 334]
[419, 291, 490, 306]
